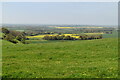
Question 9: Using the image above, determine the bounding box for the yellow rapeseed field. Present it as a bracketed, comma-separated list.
[71, 36, 79, 38]
[27, 35, 45, 38]
[26, 34, 58, 38]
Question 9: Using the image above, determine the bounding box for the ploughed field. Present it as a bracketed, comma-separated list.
[2, 38, 118, 78]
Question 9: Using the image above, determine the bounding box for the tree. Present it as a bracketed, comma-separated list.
[2, 27, 10, 34]
[79, 35, 87, 40]
[16, 33, 26, 41]
[43, 35, 50, 40]
[63, 36, 74, 40]
[4, 34, 18, 44]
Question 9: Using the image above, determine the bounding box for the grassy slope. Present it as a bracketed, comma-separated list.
[103, 30, 118, 38]
[2, 38, 118, 78]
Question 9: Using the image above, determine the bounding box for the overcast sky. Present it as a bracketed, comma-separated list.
[1, 2, 118, 25]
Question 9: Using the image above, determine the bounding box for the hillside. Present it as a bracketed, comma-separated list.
[2, 38, 118, 78]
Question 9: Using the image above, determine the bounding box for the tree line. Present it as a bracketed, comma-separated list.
[1, 28, 27, 44]
[43, 34, 102, 40]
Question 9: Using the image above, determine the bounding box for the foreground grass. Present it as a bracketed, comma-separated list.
[2, 38, 118, 78]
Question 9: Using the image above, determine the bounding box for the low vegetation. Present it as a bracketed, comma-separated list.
[2, 38, 118, 78]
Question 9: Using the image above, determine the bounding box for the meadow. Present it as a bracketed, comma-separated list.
[1, 26, 118, 78]
[2, 38, 118, 78]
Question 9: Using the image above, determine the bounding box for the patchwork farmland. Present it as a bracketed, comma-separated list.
[1, 25, 118, 78]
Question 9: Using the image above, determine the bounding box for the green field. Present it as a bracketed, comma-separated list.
[103, 30, 118, 38]
[2, 38, 118, 78]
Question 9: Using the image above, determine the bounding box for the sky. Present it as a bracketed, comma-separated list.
[1, 2, 118, 25]
[1, 0, 119, 2]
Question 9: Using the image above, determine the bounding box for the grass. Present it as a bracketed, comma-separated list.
[103, 30, 118, 38]
[2, 38, 118, 78]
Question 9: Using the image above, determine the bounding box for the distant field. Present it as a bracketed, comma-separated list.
[27, 30, 118, 39]
[84, 33, 104, 35]
[56, 27, 74, 29]
[15, 30, 25, 32]
[26, 34, 80, 39]
[27, 35, 47, 38]
[103, 30, 118, 38]
[55, 27, 103, 29]
[2, 38, 118, 78]
[26, 33, 104, 39]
